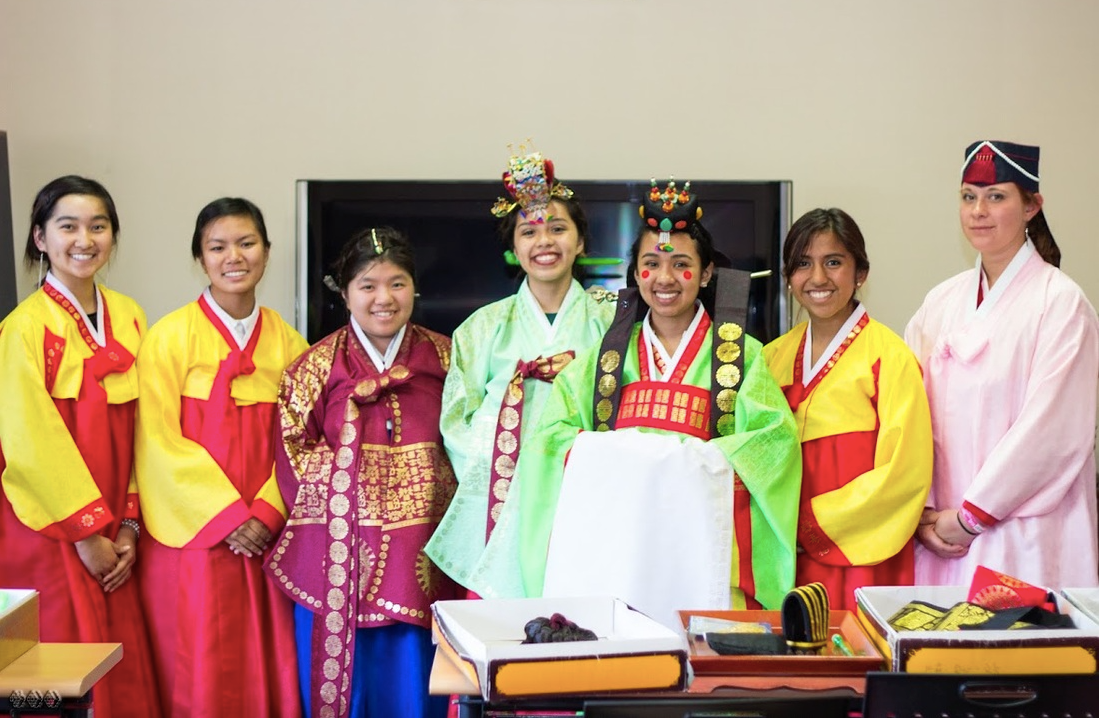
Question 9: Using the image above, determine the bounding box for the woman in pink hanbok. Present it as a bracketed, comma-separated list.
[905, 140, 1099, 589]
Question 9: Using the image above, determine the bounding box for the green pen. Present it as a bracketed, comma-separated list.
[831, 633, 855, 657]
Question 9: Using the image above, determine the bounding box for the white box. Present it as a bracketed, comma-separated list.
[431, 596, 688, 702]
[855, 585, 1099, 674]
[1062, 588, 1099, 625]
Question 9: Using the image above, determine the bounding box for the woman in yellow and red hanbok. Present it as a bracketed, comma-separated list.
[764, 208, 932, 610]
[135, 198, 307, 717]
[0, 176, 161, 718]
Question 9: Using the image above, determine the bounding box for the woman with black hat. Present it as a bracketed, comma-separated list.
[905, 140, 1099, 588]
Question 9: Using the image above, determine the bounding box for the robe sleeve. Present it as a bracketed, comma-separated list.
[904, 298, 939, 511]
[124, 305, 148, 522]
[710, 336, 801, 610]
[0, 312, 112, 540]
[273, 340, 337, 512]
[801, 338, 933, 566]
[964, 288, 1099, 522]
[439, 319, 491, 486]
[250, 328, 311, 533]
[134, 316, 251, 548]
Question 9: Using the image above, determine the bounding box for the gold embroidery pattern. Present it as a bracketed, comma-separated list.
[356, 442, 457, 525]
[318, 386, 361, 718]
[269, 530, 323, 609]
[617, 382, 709, 439]
[712, 321, 744, 436]
[363, 534, 389, 607]
[419, 326, 452, 372]
[279, 336, 338, 483]
[390, 393, 403, 444]
[415, 548, 444, 598]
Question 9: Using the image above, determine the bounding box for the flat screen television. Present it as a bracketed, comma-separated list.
[295, 179, 793, 344]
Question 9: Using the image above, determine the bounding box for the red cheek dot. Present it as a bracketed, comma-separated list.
[683, 270, 693, 280]
[641, 270, 651, 279]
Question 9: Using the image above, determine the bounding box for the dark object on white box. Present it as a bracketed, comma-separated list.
[522, 613, 598, 644]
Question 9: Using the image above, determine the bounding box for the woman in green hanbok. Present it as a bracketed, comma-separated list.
[424, 150, 615, 596]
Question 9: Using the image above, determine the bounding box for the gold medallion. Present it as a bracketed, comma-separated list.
[600, 350, 621, 373]
[494, 454, 516, 478]
[716, 413, 737, 436]
[716, 388, 738, 413]
[596, 398, 613, 422]
[716, 341, 741, 363]
[598, 374, 617, 397]
[716, 364, 742, 388]
[496, 430, 518, 454]
[718, 322, 743, 341]
[500, 406, 520, 430]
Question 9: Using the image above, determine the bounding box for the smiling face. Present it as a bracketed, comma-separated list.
[633, 230, 714, 331]
[199, 214, 269, 310]
[33, 194, 115, 295]
[512, 199, 584, 290]
[959, 182, 1041, 263]
[342, 258, 415, 353]
[789, 230, 866, 330]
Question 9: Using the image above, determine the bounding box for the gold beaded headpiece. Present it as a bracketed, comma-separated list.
[490, 143, 574, 223]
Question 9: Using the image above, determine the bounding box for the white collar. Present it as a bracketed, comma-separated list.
[518, 278, 582, 337]
[973, 239, 1035, 319]
[641, 302, 706, 382]
[202, 287, 259, 350]
[351, 318, 406, 373]
[45, 272, 106, 347]
[803, 303, 866, 385]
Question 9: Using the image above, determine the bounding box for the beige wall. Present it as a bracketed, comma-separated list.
[3, 0, 1097, 335]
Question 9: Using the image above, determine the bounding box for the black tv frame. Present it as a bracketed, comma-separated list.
[295, 179, 793, 344]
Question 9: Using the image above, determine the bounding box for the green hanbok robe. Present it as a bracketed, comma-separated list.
[424, 279, 615, 594]
[508, 312, 802, 616]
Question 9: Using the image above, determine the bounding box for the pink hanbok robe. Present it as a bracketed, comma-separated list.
[905, 242, 1099, 588]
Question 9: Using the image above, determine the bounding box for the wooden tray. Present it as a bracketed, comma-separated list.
[679, 609, 884, 676]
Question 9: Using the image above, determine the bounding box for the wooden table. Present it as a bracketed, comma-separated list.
[0, 643, 121, 717]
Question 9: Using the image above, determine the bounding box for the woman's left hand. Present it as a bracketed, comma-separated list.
[933, 509, 977, 549]
[225, 518, 272, 558]
[100, 524, 138, 592]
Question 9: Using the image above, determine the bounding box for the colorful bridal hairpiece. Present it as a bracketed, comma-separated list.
[370, 228, 384, 255]
[490, 143, 574, 222]
[961, 140, 1040, 193]
[639, 178, 703, 250]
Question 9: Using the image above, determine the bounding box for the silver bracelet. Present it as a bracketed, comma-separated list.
[120, 518, 141, 538]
